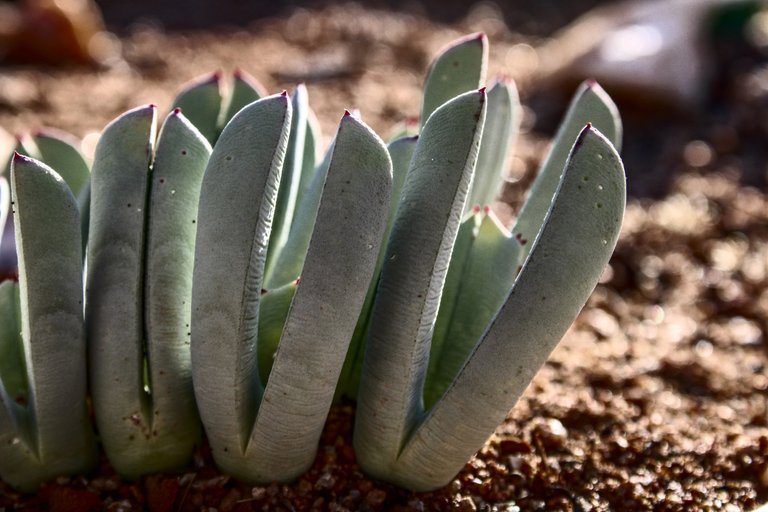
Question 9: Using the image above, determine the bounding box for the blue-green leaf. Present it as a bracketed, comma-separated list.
[246, 113, 392, 482]
[467, 79, 520, 212]
[424, 208, 522, 407]
[265, 85, 309, 285]
[220, 69, 266, 130]
[355, 89, 487, 480]
[390, 126, 625, 491]
[512, 80, 621, 259]
[171, 72, 223, 145]
[420, 33, 487, 127]
[0, 155, 96, 491]
[191, 92, 292, 480]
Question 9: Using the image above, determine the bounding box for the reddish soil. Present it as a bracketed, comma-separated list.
[0, 3, 767, 511]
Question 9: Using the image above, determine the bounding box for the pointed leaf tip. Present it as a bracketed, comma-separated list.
[472, 205, 481, 214]
[573, 127, 591, 151]
[173, 107, 182, 114]
[483, 205, 491, 214]
[12, 151, 27, 162]
[479, 86, 487, 94]
[280, 90, 288, 97]
[344, 109, 352, 117]
[585, 78, 598, 87]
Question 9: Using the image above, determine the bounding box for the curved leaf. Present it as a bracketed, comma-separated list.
[467, 79, 520, 212]
[424, 209, 522, 408]
[135, 109, 211, 476]
[86, 105, 158, 478]
[512, 80, 621, 259]
[246, 113, 392, 482]
[32, 130, 91, 198]
[265, 85, 309, 284]
[257, 280, 298, 382]
[393, 126, 625, 491]
[220, 69, 266, 130]
[191, 93, 292, 478]
[337, 134, 419, 399]
[420, 33, 487, 127]
[1, 155, 95, 491]
[171, 72, 223, 145]
[354, 89, 487, 480]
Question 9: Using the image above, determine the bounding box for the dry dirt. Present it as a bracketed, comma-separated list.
[0, 3, 767, 511]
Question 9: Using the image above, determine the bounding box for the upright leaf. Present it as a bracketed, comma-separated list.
[245, 113, 392, 482]
[420, 33, 487, 127]
[467, 79, 520, 212]
[171, 72, 223, 145]
[424, 209, 522, 408]
[512, 80, 621, 259]
[265, 85, 308, 285]
[86, 105, 158, 477]
[0, 155, 96, 491]
[219, 69, 266, 130]
[191, 93, 292, 479]
[355, 89, 487, 479]
[32, 130, 91, 198]
[337, 134, 418, 399]
[390, 127, 625, 491]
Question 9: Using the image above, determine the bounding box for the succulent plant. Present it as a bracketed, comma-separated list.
[350, 36, 624, 491]
[85, 105, 211, 478]
[0, 32, 625, 495]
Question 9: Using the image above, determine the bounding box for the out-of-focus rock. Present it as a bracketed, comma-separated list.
[0, 0, 120, 66]
[537, 0, 758, 111]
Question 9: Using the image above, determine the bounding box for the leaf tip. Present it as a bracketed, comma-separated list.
[573, 124, 592, 151]
[173, 107, 182, 115]
[280, 90, 288, 97]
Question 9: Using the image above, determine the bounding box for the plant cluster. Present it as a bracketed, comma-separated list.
[0, 33, 625, 492]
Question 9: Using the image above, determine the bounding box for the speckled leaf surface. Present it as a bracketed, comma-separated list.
[354, 89, 487, 480]
[0, 156, 95, 491]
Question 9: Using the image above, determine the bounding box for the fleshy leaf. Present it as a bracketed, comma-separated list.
[0, 155, 96, 491]
[424, 209, 522, 407]
[191, 93, 292, 479]
[171, 72, 223, 145]
[337, 134, 418, 399]
[388, 126, 625, 491]
[420, 33, 487, 128]
[354, 89, 487, 480]
[245, 113, 392, 482]
[86, 105, 158, 478]
[31, 130, 91, 198]
[265, 85, 309, 285]
[467, 79, 520, 212]
[512, 80, 621, 259]
[257, 280, 298, 382]
[219, 69, 266, 130]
